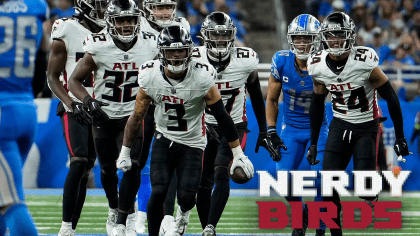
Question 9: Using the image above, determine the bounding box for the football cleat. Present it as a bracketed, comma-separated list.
[112, 224, 126, 236]
[126, 213, 137, 236]
[330, 228, 343, 236]
[202, 224, 216, 236]
[292, 204, 308, 236]
[166, 206, 190, 235]
[106, 208, 118, 236]
[58, 228, 74, 236]
[136, 211, 147, 234]
[160, 215, 175, 235]
[315, 229, 325, 236]
[365, 196, 379, 209]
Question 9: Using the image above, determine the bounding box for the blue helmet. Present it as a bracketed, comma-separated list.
[287, 14, 321, 60]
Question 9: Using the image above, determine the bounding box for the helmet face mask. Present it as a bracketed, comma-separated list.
[105, 0, 141, 43]
[143, 0, 177, 27]
[287, 14, 321, 60]
[321, 12, 356, 57]
[200, 12, 236, 59]
[158, 26, 194, 74]
[75, 0, 108, 27]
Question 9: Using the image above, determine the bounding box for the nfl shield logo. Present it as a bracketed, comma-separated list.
[171, 88, 176, 94]
[124, 55, 128, 60]
[300, 80, 305, 86]
[217, 74, 222, 80]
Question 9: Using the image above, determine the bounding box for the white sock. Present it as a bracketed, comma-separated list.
[61, 221, 72, 230]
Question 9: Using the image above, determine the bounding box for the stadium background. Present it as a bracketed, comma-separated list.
[22, 0, 420, 234]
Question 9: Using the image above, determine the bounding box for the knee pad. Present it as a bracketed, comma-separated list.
[177, 189, 197, 211]
[100, 160, 117, 175]
[214, 164, 230, 181]
[70, 157, 88, 168]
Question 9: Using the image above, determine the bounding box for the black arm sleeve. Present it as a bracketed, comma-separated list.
[33, 49, 47, 97]
[377, 81, 405, 139]
[246, 74, 267, 132]
[208, 99, 239, 142]
[309, 92, 327, 146]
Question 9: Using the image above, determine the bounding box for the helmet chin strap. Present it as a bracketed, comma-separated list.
[207, 49, 230, 62]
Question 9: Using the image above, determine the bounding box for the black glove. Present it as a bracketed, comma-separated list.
[255, 132, 281, 162]
[70, 101, 92, 125]
[206, 125, 220, 144]
[83, 97, 109, 123]
[394, 138, 410, 157]
[306, 145, 320, 165]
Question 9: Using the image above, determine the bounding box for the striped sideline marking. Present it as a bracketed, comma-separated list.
[24, 189, 420, 198]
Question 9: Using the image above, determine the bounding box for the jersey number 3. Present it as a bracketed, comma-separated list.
[165, 103, 188, 131]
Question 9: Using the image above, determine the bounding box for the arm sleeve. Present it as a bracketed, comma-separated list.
[309, 92, 327, 146]
[208, 99, 239, 143]
[246, 73, 267, 132]
[377, 80, 405, 139]
[33, 49, 47, 96]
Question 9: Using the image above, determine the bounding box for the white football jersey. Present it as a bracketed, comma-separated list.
[50, 17, 96, 112]
[139, 16, 190, 36]
[191, 46, 259, 124]
[83, 31, 158, 118]
[138, 60, 216, 150]
[307, 46, 380, 123]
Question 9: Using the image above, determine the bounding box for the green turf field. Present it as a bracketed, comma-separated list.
[26, 193, 420, 235]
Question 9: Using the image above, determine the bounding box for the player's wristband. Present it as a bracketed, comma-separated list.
[267, 126, 277, 133]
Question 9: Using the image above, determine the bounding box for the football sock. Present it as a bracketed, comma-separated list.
[163, 172, 177, 216]
[314, 174, 326, 230]
[207, 174, 230, 228]
[147, 184, 167, 236]
[196, 184, 213, 229]
[62, 161, 86, 222]
[4, 203, 38, 236]
[117, 165, 140, 225]
[72, 172, 89, 229]
[101, 171, 119, 209]
[138, 175, 151, 213]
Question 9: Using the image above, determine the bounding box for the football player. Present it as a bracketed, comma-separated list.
[118, 25, 254, 236]
[47, 1, 107, 235]
[0, 0, 49, 235]
[307, 12, 410, 236]
[183, 12, 278, 236]
[67, 0, 158, 235]
[266, 14, 328, 236]
[132, 1, 191, 233]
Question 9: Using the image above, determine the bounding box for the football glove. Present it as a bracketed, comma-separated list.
[394, 138, 411, 162]
[83, 97, 109, 123]
[70, 101, 92, 125]
[206, 125, 220, 144]
[255, 132, 281, 162]
[267, 128, 287, 158]
[230, 149, 254, 178]
[117, 146, 132, 173]
[306, 145, 320, 165]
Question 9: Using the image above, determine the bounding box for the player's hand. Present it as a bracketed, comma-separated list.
[267, 129, 287, 154]
[117, 146, 132, 173]
[306, 145, 320, 165]
[255, 132, 281, 162]
[84, 98, 109, 123]
[70, 101, 92, 125]
[206, 125, 220, 144]
[394, 138, 412, 162]
[230, 152, 254, 179]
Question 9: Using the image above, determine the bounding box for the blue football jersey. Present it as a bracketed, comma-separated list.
[271, 50, 327, 128]
[0, 0, 49, 102]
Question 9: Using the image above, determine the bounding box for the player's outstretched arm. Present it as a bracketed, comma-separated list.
[246, 70, 267, 132]
[307, 79, 328, 165]
[204, 86, 254, 178]
[266, 74, 282, 127]
[118, 89, 152, 172]
[47, 40, 91, 125]
[369, 66, 411, 160]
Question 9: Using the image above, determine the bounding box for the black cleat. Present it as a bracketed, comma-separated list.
[365, 196, 379, 209]
[315, 229, 325, 236]
[330, 228, 343, 236]
[292, 204, 308, 236]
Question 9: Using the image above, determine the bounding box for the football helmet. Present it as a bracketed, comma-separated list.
[75, 0, 108, 27]
[321, 11, 356, 56]
[199, 11, 236, 59]
[287, 14, 321, 60]
[157, 26, 194, 74]
[105, 0, 141, 43]
[143, 0, 177, 27]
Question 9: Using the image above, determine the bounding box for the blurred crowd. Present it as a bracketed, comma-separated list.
[306, 0, 420, 101]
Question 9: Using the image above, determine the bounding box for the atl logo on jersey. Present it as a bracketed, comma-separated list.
[330, 83, 355, 91]
[112, 62, 139, 70]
